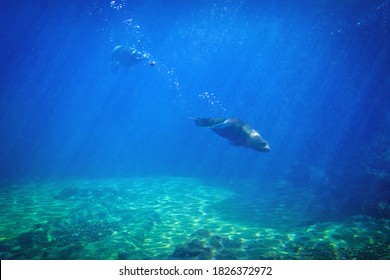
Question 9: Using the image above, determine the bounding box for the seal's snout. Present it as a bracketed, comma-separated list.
[262, 144, 271, 152]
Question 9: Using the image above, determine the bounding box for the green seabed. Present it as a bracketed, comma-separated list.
[0, 177, 388, 260]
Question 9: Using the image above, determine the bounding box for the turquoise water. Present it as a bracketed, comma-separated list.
[0, 177, 388, 259]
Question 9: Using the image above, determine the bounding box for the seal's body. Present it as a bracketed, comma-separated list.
[193, 117, 270, 152]
[111, 45, 147, 73]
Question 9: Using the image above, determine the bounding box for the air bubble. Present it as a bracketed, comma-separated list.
[110, 0, 126, 10]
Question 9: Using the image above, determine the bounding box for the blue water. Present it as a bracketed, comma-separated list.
[0, 0, 389, 259]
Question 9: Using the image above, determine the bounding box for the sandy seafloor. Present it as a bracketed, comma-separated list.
[0, 177, 389, 260]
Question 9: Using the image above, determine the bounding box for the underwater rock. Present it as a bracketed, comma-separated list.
[49, 219, 119, 247]
[208, 235, 222, 250]
[0, 227, 52, 259]
[171, 230, 247, 260]
[0, 242, 11, 257]
[171, 239, 212, 260]
[298, 240, 337, 260]
[221, 237, 242, 249]
[17, 228, 49, 250]
[117, 251, 130, 260]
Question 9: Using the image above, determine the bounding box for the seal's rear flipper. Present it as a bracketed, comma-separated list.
[194, 118, 214, 127]
[188, 117, 207, 127]
[191, 117, 227, 127]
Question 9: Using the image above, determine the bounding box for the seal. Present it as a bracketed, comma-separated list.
[111, 45, 149, 73]
[192, 117, 270, 152]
